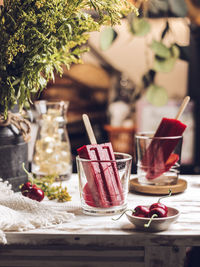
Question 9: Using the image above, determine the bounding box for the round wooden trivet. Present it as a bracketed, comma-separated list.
[129, 178, 187, 195]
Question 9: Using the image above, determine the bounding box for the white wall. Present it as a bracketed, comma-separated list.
[83, 17, 190, 99]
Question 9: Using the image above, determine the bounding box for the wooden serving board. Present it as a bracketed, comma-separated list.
[129, 178, 187, 195]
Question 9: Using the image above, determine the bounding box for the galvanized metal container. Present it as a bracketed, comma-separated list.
[0, 126, 28, 191]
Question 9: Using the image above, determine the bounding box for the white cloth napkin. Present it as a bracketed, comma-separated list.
[0, 179, 75, 244]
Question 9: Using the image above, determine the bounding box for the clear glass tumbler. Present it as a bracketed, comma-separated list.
[32, 100, 72, 180]
[76, 152, 132, 215]
[135, 133, 183, 186]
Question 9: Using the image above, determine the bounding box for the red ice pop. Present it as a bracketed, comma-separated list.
[77, 114, 124, 208]
[142, 96, 189, 180]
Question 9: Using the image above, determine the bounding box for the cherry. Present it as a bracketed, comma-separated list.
[21, 182, 32, 196]
[27, 187, 44, 202]
[133, 206, 150, 217]
[144, 207, 168, 228]
[113, 189, 172, 224]
[149, 189, 171, 214]
[148, 207, 168, 218]
[149, 202, 168, 213]
[21, 163, 44, 202]
[21, 182, 44, 202]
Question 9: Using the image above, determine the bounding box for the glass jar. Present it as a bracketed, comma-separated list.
[32, 100, 72, 180]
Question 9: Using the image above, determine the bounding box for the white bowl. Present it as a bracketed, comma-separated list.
[126, 206, 180, 231]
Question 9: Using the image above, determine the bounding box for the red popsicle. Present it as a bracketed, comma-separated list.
[83, 183, 96, 207]
[77, 114, 124, 208]
[142, 96, 189, 180]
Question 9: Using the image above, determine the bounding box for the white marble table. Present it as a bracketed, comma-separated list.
[1, 174, 200, 267]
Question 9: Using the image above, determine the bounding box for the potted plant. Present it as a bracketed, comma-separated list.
[0, 0, 136, 189]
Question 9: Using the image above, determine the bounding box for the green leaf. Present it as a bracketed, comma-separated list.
[151, 40, 171, 59]
[171, 44, 180, 59]
[130, 17, 150, 36]
[146, 84, 168, 106]
[152, 44, 180, 72]
[100, 27, 117, 51]
[153, 57, 176, 72]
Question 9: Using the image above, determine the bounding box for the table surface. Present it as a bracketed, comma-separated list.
[4, 174, 200, 246]
[2, 174, 200, 267]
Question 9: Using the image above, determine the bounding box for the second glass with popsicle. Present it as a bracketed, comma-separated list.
[135, 96, 190, 186]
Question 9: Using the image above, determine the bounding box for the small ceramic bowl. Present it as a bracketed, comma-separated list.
[126, 206, 180, 231]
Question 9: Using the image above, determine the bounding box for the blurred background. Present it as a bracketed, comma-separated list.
[30, 0, 200, 174]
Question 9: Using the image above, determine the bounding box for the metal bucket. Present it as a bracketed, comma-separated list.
[0, 126, 28, 191]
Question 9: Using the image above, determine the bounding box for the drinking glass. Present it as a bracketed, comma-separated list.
[135, 133, 183, 186]
[76, 152, 132, 215]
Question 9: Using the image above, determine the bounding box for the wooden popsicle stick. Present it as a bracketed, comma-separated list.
[175, 96, 190, 120]
[82, 114, 97, 144]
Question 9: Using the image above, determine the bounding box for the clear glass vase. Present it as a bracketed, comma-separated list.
[32, 100, 72, 180]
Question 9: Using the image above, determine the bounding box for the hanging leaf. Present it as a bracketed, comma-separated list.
[170, 44, 180, 59]
[146, 84, 168, 106]
[100, 27, 118, 51]
[130, 17, 151, 36]
[150, 40, 171, 59]
[153, 56, 176, 72]
[152, 44, 180, 72]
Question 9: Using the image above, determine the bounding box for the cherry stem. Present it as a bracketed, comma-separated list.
[112, 209, 135, 221]
[144, 214, 158, 228]
[22, 189, 29, 193]
[158, 189, 172, 203]
[22, 162, 33, 184]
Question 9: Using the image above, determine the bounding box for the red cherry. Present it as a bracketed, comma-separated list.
[21, 181, 32, 190]
[21, 182, 32, 196]
[148, 207, 167, 218]
[149, 189, 171, 213]
[149, 203, 168, 213]
[133, 206, 150, 217]
[28, 187, 44, 202]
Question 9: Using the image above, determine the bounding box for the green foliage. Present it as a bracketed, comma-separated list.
[100, 27, 117, 51]
[32, 175, 72, 202]
[150, 40, 171, 59]
[0, 0, 135, 117]
[146, 84, 168, 106]
[152, 42, 180, 72]
[145, 41, 179, 107]
[130, 17, 151, 36]
[22, 162, 71, 202]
